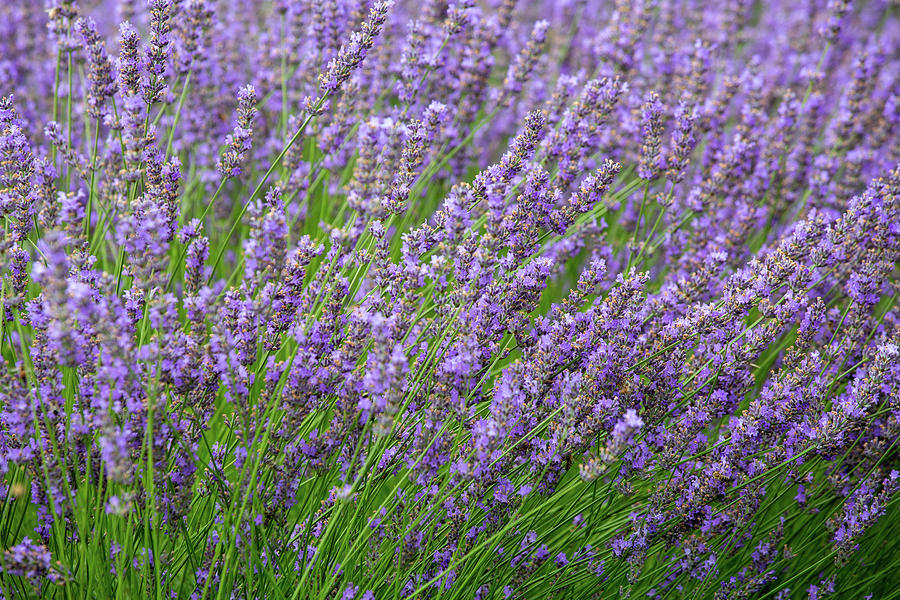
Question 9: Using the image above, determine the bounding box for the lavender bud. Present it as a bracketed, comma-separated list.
[178, 219, 209, 293]
[443, 0, 473, 37]
[3, 538, 63, 587]
[143, 0, 173, 105]
[218, 85, 257, 178]
[176, 0, 214, 74]
[75, 18, 116, 120]
[501, 20, 550, 103]
[4, 244, 30, 311]
[318, 1, 393, 94]
[46, 0, 79, 52]
[117, 21, 142, 97]
[821, 0, 851, 44]
[665, 98, 697, 185]
[637, 91, 664, 181]
[0, 96, 36, 242]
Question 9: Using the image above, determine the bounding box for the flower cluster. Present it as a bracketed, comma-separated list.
[1, 1, 899, 598]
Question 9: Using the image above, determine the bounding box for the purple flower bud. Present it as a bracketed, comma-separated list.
[318, 2, 393, 94]
[638, 91, 664, 180]
[218, 85, 257, 178]
[117, 21, 142, 97]
[75, 18, 116, 120]
[143, 0, 173, 105]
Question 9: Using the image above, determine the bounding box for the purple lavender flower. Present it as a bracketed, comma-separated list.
[143, 0, 173, 105]
[0, 96, 36, 242]
[117, 21, 142, 97]
[318, 2, 393, 94]
[3, 537, 63, 587]
[218, 85, 257, 178]
[2, 2, 899, 598]
[638, 91, 664, 180]
[666, 97, 697, 185]
[75, 17, 116, 120]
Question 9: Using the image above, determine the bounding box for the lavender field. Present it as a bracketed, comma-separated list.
[1, 0, 899, 598]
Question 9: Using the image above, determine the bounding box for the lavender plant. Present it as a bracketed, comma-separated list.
[1, 1, 899, 598]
